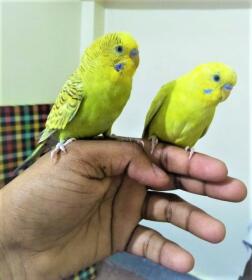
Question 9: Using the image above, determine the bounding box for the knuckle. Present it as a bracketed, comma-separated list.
[143, 230, 157, 257]
[125, 141, 144, 157]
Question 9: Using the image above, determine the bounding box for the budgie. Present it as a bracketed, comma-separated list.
[143, 62, 237, 157]
[15, 32, 139, 171]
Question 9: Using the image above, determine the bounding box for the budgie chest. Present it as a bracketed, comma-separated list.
[59, 78, 132, 140]
[149, 92, 216, 148]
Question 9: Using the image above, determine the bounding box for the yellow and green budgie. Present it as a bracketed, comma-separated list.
[16, 32, 139, 171]
[143, 62, 237, 157]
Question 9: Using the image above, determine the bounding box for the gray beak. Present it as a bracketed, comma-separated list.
[130, 48, 139, 58]
[223, 84, 233, 92]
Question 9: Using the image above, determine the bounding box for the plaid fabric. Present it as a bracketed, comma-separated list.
[0, 104, 51, 184]
[0, 104, 97, 279]
[66, 266, 96, 280]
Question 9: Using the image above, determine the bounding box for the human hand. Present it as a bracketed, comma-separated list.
[0, 141, 246, 279]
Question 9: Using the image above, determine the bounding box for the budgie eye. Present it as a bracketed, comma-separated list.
[115, 45, 124, 54]
[213, 74, 221, 82]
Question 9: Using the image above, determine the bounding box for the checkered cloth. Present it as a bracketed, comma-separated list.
[66, 266, 96, 280]
[0, 104, 96, 280]
[0, 104, 51, 184]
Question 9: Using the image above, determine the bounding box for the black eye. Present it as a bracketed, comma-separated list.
[213, 74, 221, 82]
[115, 45, 124, 53]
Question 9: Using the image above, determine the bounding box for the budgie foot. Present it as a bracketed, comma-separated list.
[50, 138, 76, 161]
[105, 134, 145, 148]
[185, 146, 195, 160]
[149, 136, 159, 154]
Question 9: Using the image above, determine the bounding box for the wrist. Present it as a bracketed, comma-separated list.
[0, 187, 26, 279]
[0, 188, 12, 279]
[0, 243, 14, 279]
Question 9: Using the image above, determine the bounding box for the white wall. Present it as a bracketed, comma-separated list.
[104, 4, 250, 279]
[1, 1, 81, 105]
[0, 3, 3, 105]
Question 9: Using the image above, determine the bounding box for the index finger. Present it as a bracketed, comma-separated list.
[145, 143, 228, 183]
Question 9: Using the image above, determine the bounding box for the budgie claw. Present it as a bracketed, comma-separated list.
[185, 146, 195, 160]
[149, 136, 159, 154]
[50, 138, 76, 161]
[130, 138, 145, 148]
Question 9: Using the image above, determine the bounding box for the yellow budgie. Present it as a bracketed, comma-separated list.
[143, 62, 237, 157]
[16, 32, 139, 171]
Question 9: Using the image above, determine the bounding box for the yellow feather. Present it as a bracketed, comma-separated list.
[16, 32, 139, 171]
[41, 31, 139, 142]
[144, 62, 237, 148]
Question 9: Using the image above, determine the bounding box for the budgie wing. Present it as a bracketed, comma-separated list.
[199, 110, 216, 139]
[142, 81, 175, 138]
[14, 75, 84, 174]
[38, 75, 84, 144]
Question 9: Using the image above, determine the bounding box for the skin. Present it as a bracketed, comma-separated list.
[0, 141, 247, 279]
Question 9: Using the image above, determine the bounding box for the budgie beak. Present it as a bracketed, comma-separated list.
[223, 84, 234, 92]
[220, 83, 234, 102]
[220, 69, 237, 101]
[130, 48, 139, 67]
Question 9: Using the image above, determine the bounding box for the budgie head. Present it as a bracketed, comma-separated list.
[82, 32, 139, 77]
[187, 62, 237, 105]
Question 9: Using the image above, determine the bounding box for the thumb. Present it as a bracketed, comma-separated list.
[75, 140, 171, 189]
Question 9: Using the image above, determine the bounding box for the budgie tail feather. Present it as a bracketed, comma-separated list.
[12, 141, 47, 177]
